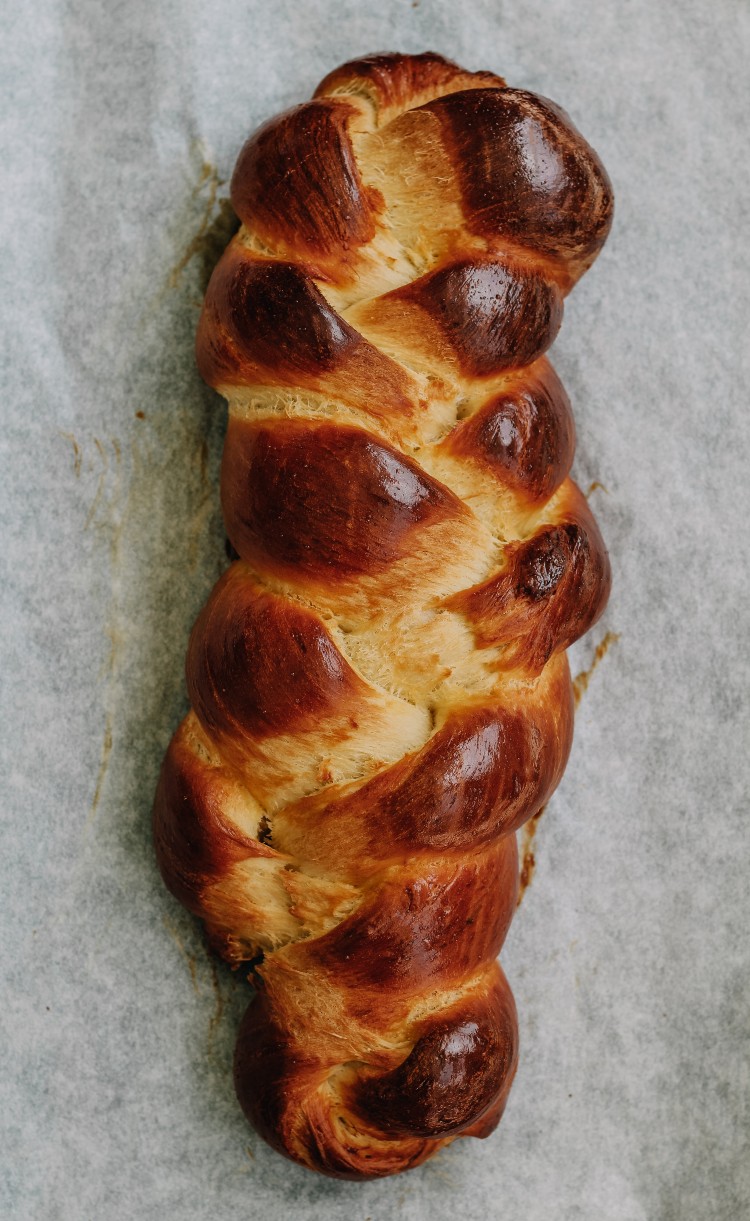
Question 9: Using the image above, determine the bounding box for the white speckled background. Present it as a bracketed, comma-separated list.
[2, 2, 749, 1218]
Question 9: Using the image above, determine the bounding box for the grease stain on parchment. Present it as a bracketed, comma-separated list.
[84, 437, 110, 530]
[162, 914, 245, 1056]
[90, 713, 114, 819]
[76, 434, 128, 822]
[162, 915, 200, 995]
[206, 953, 226, 1053]
[423, 1159, 458, 1188]
[167, 149, 239, 297]
[65, 144, 227, 818]
[59, 432, 127, 822]
[518, 629, 619, 903]
[573, 630, 620, 708]
[60, 431, 82, 477]
[517, 804, 547, 908]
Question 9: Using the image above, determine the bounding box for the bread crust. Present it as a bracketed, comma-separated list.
[154, 51, 613, 1179]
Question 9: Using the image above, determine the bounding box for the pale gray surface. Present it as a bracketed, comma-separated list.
[2, 1, 749, 1218]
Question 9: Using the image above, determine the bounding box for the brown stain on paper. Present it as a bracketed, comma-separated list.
[573, 630, 620, 707]
[84, 438, 110, 530]
[60, 431, 82, 477]
[59, 432, 127, 823]
[517, 805, 546, 908]
[90, 713, 114, 819]
[206, 953, 226, 1052]
[518, 630, 619, 904]
[168, 156, 240, 296]
[81, 436, 127, 822]
[186, 436, 215, 572]
[162, 915, 239, 1057]
[76, 158, 234, 830]
[163, 915, 200, 995]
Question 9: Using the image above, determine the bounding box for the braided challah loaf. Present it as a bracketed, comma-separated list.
[154, 51, 613, 1180]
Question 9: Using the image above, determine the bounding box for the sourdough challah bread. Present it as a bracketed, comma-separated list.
[153, 51, 613, 1180]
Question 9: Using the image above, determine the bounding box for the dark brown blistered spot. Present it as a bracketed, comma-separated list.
[231, 100, 378, 260]
[152, 729, 274, 915]
[314, 51, 504, 115]
[449, 502, 611, 672]
[306, 841, 518, 994]
[424, 88, 614, 277]
[222, 417, 466, 582]
[520, 527, 574, 598]
[444, 361, 575, 502]
[186, 567, 364, 743]
[285, 695, 572, 864]
[354, 983, 518, 1137]
[395, 259, 562, 376]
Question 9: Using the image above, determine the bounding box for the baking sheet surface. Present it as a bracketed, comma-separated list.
[2, 2, 749, 1218]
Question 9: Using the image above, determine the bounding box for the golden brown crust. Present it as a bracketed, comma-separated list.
[313, 51, 505, 119]
[425, 87, 613, 281]
[153, 50, 613, 1180]
[355, 255, 564, 376]
[230, 100, 380, 265]
[442, 358, 576, 504]
[195, 246, 420, 424]
[221, 416, 469, 586]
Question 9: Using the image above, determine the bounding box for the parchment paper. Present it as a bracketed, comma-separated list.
[2, 2, 749, 1218]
